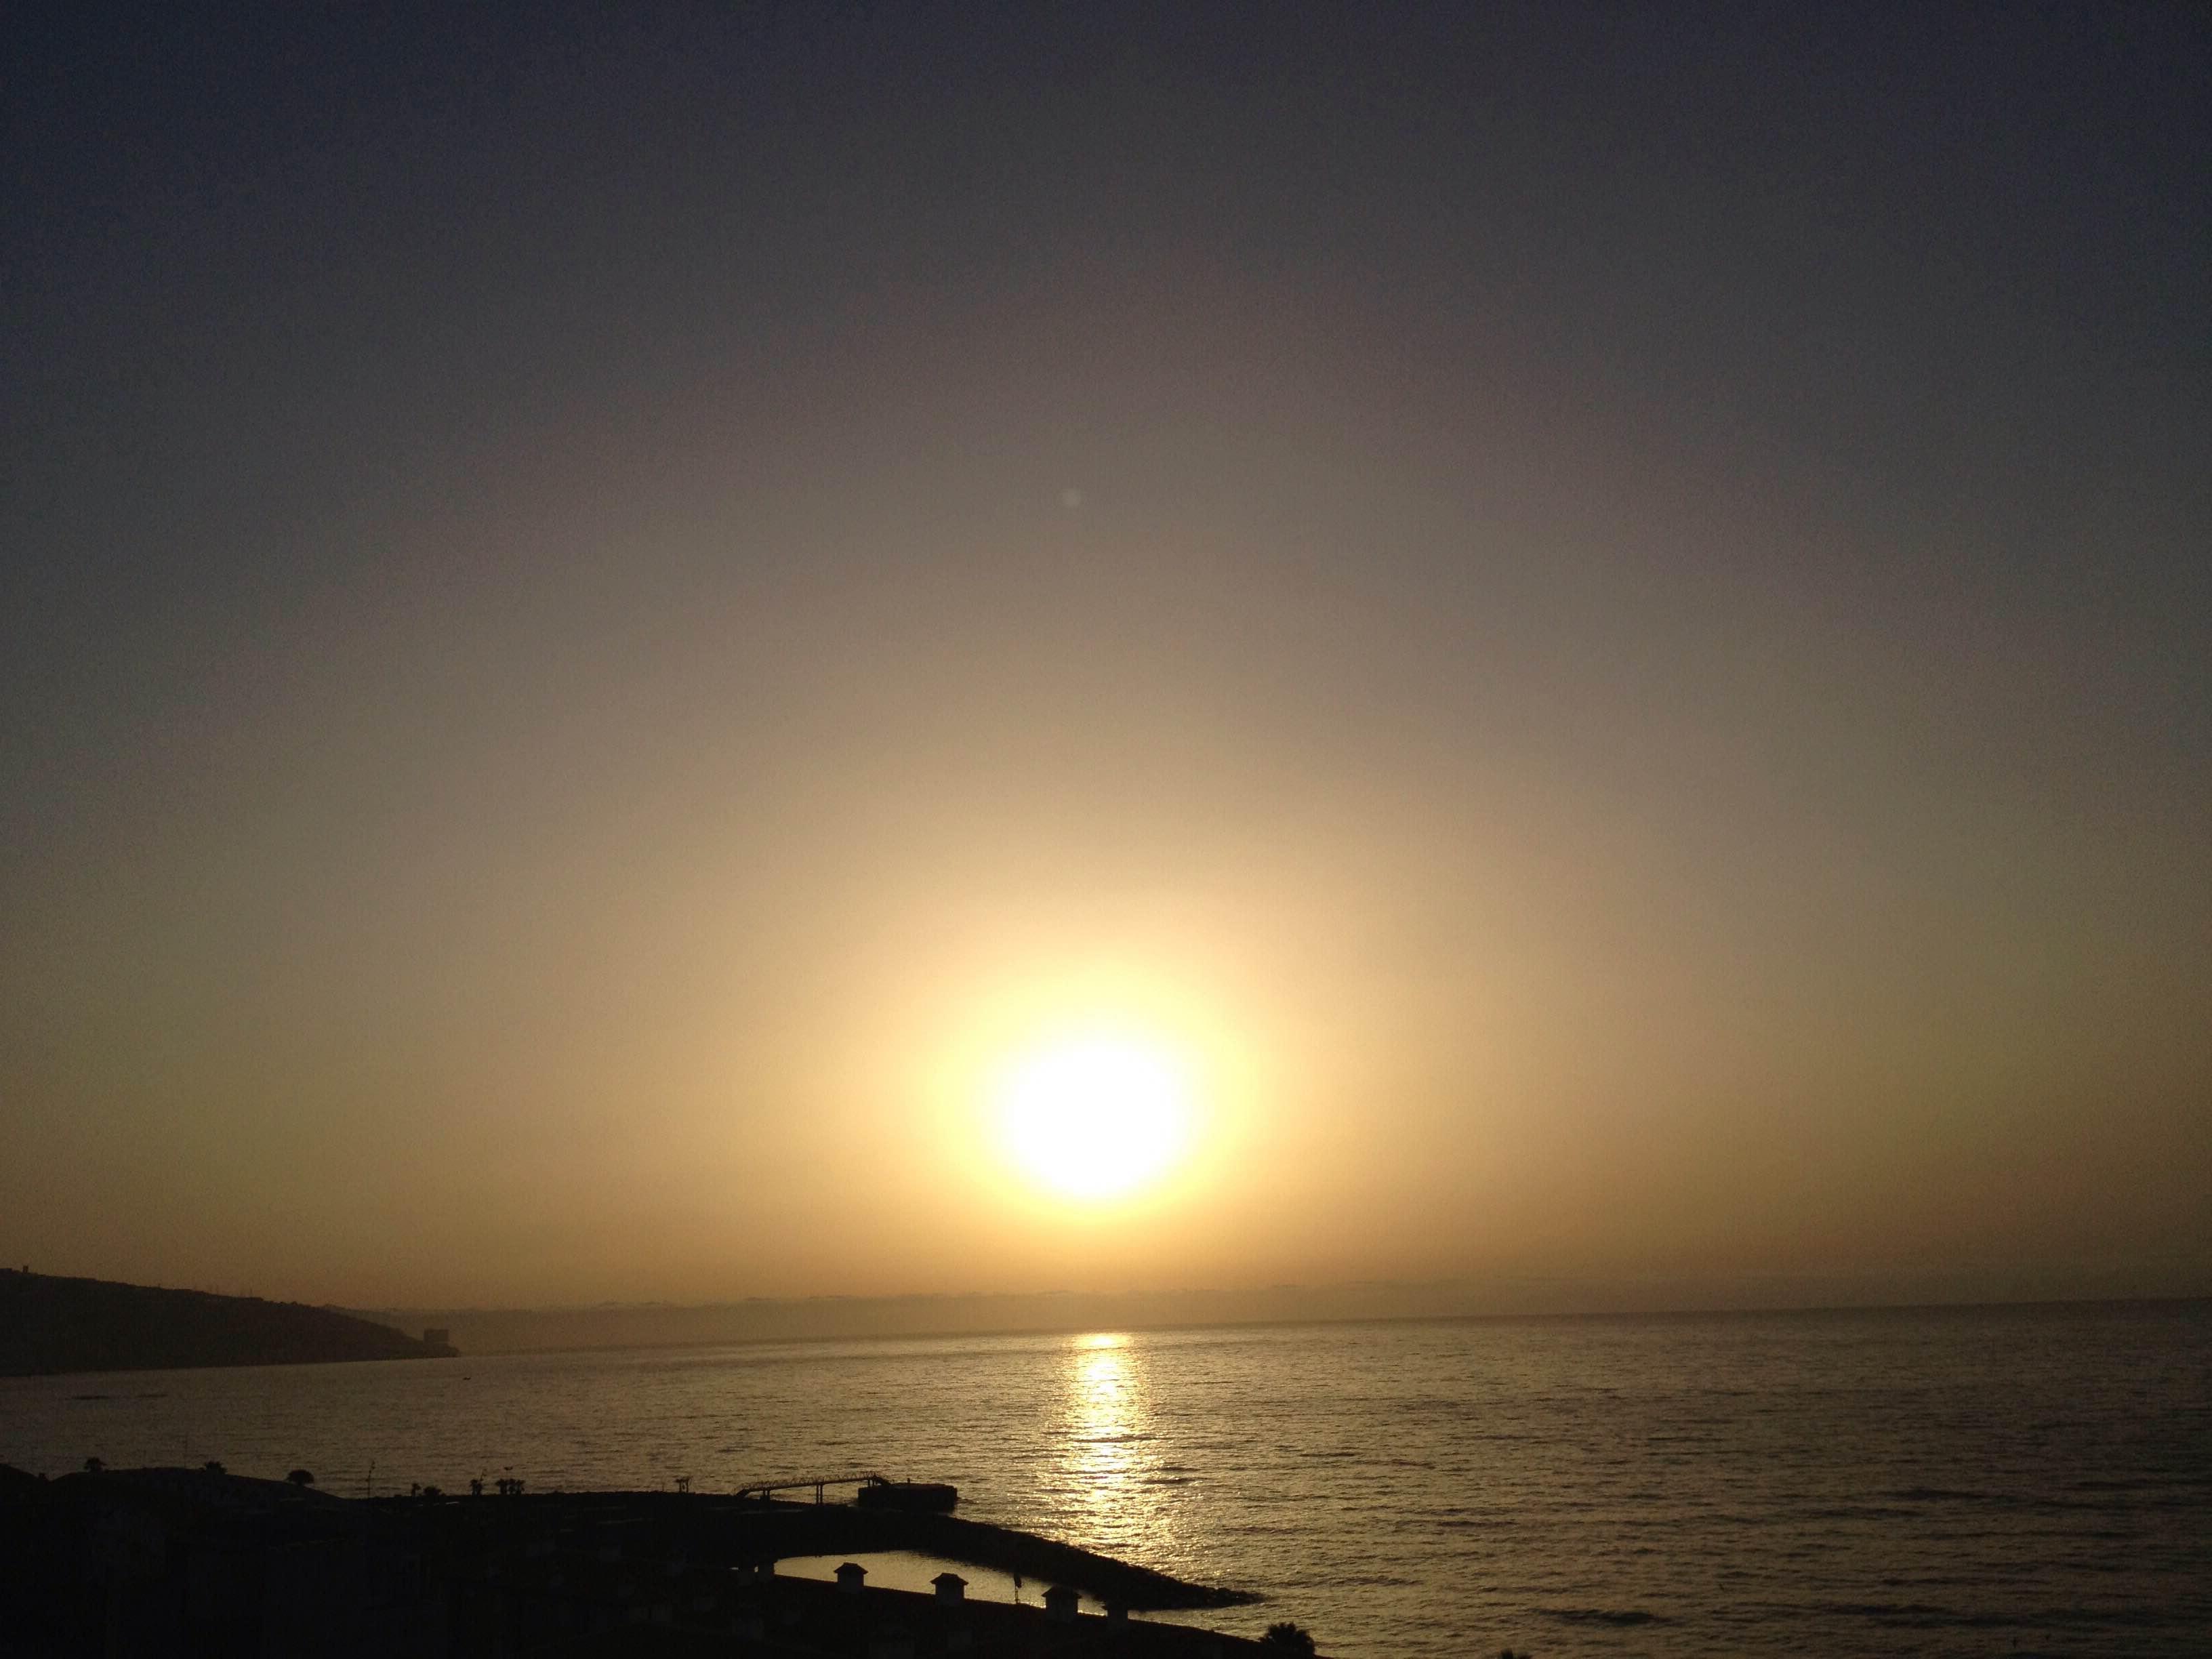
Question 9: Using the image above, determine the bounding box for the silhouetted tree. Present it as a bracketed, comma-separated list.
[1263, 1622, 1316, 1654]
[286, 1468, 314, 1488]
[201, 1460, 225, 1475]
[82, 1456, 103, 1474]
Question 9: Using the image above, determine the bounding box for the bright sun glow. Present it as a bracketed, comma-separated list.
[994, 1034, 1194, 1201]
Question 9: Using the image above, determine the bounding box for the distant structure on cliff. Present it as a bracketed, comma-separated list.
[0, 1268, 460, 1376]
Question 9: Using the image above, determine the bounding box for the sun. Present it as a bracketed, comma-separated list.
[994, 1033, 1194, 1201]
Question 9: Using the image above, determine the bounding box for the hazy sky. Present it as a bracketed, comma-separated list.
[5, 3, 2207, 1310]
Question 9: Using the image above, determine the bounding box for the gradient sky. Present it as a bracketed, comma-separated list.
[4, 2, 2207, 1309]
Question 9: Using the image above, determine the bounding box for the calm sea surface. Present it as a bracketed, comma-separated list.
[4, 1302, 2208, 1656]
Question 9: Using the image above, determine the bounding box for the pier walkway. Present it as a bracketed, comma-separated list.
[732, 1469, 888, 1504]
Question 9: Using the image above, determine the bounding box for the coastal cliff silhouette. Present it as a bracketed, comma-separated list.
[0, 1268, 457, 1376]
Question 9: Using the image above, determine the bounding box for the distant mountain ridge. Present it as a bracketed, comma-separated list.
[0, 1268, 456, 1376]
[367, 1265, 2211, 1356]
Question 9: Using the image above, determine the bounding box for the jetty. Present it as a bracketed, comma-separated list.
[401, 1485, 1252, 1612]
[0, 1464, 1286, 1656]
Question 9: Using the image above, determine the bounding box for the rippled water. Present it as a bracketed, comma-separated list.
[5, 1301, 2208, 1656]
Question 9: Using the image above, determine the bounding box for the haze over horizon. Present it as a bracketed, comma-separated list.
[5, 3, 2207, 1313]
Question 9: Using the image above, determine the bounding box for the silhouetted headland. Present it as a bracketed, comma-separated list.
[0, 1268, 458, 1376]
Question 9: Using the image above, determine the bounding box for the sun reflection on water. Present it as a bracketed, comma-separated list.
[1053, 1332, 1180, 1564]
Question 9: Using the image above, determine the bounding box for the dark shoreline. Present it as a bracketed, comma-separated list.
[1, 1465, 1278, 1656]
[401, 1487, 1259, 1612]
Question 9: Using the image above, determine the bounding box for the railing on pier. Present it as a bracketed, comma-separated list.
[732, 1469, 888, 1504]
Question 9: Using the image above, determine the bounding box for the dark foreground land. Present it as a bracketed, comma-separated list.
[0, 1268, 456, 1376]
[0, 1465, 1290, 1658]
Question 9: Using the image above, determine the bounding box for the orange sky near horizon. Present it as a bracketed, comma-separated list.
[3, 5, 2207, 1313]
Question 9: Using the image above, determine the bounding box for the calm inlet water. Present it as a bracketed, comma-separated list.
[4, 1302, 2207, 1656]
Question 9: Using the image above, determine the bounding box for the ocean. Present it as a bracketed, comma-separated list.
[4, 1300, 2207, 1656]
